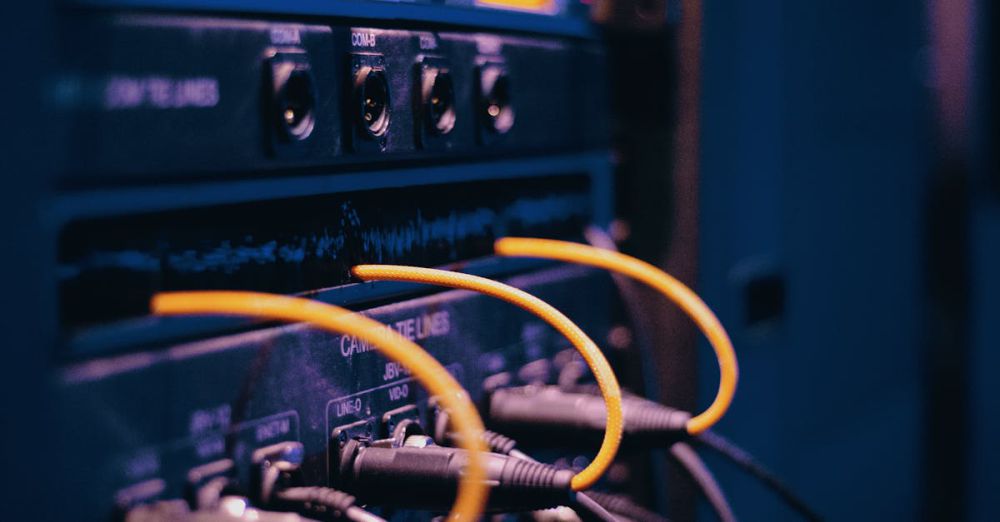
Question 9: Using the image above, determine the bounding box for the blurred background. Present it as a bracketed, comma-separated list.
[1, 0, 997, 520]
[605, 0, 998, 519]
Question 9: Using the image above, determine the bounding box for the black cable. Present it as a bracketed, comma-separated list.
[335, 437, 575, 512]
[485, 387, 820, 522]
[589, 226, 816, 521]
[581, 491, 672, 522]
[486, 385, 690, 446]
[573, 491, 623, 522]
[480, 390, 736, 522]
[585, 226, 680, 519]
[696, 430, 823, 522]
[669, 442, 737, 522]
[583, 226, 663, 401]
[467, 430, 620, 522]
[273, 487, 385, 522]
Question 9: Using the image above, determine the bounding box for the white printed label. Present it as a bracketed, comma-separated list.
[189, 404, 231, 437]
[104, 75, 220, 110]
[194, 436, 225, 459]
[255, 416, 292, 443]
[382, 361, 412, 381]
[270, 27, 301, 45]
[476, 36, 503, 56]
[339, 311, 450, 358]
[334, 397, 364, 418]
[418, 34, 438, 50]
[351, 32, 377, 48]
[387, 383, 410, 402]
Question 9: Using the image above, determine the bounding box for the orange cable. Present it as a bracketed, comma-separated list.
[494, 237, 738, 435]
[350, 265, 623, 492]
[151, 291, 488, 522]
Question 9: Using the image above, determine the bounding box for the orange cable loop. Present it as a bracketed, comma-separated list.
[151, 291, 489, 522]
[493, 237, 738, 435]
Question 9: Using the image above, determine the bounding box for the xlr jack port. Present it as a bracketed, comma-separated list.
[355, 66, 391, 138]
[479, 65, 514, 135]
[271, 59, 317, 141]
[420, 65, 456, 135]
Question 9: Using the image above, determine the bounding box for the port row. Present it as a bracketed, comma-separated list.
[270, 52, 513, 150]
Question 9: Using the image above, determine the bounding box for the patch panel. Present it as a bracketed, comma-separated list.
[56, 266, 612, 520]
[55, 14, 608, 185]
[32, 3, 636, 521]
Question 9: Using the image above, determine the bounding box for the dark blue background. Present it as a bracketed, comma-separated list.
[697, 0, 998, 520]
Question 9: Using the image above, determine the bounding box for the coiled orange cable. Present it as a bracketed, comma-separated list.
[494, 237, 738, 435]
[350, 265, 623, 492]
[151, 291, 488, 522]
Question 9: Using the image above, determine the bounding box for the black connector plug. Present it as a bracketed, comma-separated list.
[267, 51, 317, 143]
[251, 441, 384, 522]
[334, 435, 575, 513]
[271, 487, 384, 522]
[582, 492, 670, 522]
[418, 62, 456, 136]
[478, 64, 514, 136]
[354, 65, 390, 139]
[486, 385, 691, 449]
[431, 420, 627, 522]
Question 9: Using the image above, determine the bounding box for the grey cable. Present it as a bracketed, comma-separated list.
[344, 506, 386, 522]
[581, 491, 672, 522]
[669, 443, 737, 522]
[573, 491, 624, 522]
[273, 487, 386, 522]
[697, 430, 823, 521]
[502, 443, 620, 521]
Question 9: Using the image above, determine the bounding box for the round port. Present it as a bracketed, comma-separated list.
[479, 66, 514, 135]
[421, 66, 456, 135]
[355, 66, 391, 138]
[274, 65, 316, 141]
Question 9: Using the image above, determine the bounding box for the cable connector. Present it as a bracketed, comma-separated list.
[273, 487, 355, 514]
[271, 487, 384, 522]
[434, 408, 519, 456]
[335, 435, 575, 512]
[250, 441, 384, 522]
[581, 492, 670, 522]
[486, 385, 690, 448]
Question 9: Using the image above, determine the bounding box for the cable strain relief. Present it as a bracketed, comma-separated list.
[581, 491, 670, 522]
[625, 401, 692, 435]
[482, 430, 518, 455]
[499, 458, 575, 492]
[273, 487, 358, 518]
